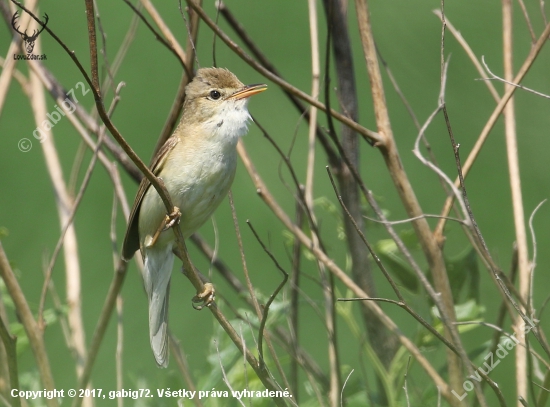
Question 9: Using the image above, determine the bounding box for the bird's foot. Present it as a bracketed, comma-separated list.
[192, 283, 215, 310]
[147, 207, 182, 248]
[162, 206, 181, 231]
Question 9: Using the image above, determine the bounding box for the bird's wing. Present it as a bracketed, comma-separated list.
[122, 136, 180, 261]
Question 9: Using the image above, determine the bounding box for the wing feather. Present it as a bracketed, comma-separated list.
[122, 136, 180, 260]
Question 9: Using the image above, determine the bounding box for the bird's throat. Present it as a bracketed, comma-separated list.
[202, 100, 252, 144]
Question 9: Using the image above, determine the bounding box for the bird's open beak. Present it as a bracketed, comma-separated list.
[229, 83, 268, 100]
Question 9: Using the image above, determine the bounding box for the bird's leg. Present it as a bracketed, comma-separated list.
[163, 206, 182, 231]
[191, 283, 215, 310]
[148, 207, 182, 248]
[173, 245, 215, 310]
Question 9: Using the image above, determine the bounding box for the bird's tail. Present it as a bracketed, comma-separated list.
[142, 244, 174, 367]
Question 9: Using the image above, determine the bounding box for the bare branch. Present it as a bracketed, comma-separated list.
[0, 243, 57, 407]
[481, 56, 550, 99]
[435, 21, 550, 232]
[185, 0, 382, 145]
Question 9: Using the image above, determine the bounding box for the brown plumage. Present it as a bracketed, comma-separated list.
[122, 67, 266, 367]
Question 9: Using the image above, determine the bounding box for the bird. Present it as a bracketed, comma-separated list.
[122, 67, 267, 367]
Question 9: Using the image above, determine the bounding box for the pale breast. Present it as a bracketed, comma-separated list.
[173, 152, 237, 236]
[138, 137, 238, 249]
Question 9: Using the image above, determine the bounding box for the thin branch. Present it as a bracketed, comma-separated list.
[189, 233, 329, 388]
[435, 20, 550, 233]
[305, 0, 320, 216]
[412, 56, 470, 225]
[433, 10, 500, 102]
[501, 0, 529, 401]
[377, 46, 455, 207]
[355, 0, 466, 399]
[156, 1, 201, 153]
[527, 201, 546, 313]
[309, 7, 341, 404]
[245, 221, 289, 367]
[253, 112, 342, 403]
[38, 130, 104, 326]
[0, 243, 58, 407]
[71, 259, 129, 407]
[178, 0, 200, 69]
[185, 0, 382, 145]
[453, 321, 550, 369]
[229, 191, 262, 320]
[0, 311, 20, 407]
[27, 32, 89, 396]
[10, 0, 177, 215]
[340, 369, 354, 407]
[169, 334, 204, 407]
[481, 56, 550, 99]
[217, 0, 339, 165]
[444, 98, 550, 360]
[122, 0, 191, 76]
[516, 0, 537, 43]
[236, 141, 455, 402]
[214, 340, 246, 407]
[0, 0, 36, 117]
[10, 7, 221, 400]
[115, 296, 123, 407]
[364, 213, 468, 227]
[140, 0, 186, 62]
[227, 192, 291, 394]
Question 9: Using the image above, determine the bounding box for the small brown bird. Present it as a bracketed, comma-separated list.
[122, 68, 267, 367]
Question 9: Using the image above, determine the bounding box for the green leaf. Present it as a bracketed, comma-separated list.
[398, 229, 420, 251]
[431, 299, 486, 335]
[445, 247, 480, 302]
[375, 239, 419, 292]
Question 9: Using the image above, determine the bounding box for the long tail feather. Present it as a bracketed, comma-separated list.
[142, 245, 174, 367]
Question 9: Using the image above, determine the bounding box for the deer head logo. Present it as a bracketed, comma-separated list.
[11, 12, 49, 54]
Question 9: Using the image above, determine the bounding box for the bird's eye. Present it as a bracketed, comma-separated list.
[209, 90, 221, 100]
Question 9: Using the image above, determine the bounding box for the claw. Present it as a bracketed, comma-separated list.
[163, 207, 181, 231]
[192, 283, 215, 310]
[148, 207, 182, 248]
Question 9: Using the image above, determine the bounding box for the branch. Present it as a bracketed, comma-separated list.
[185, 0, 382, 145]
[0, 311, 20, 407]
[236, 141, 455, 402]
[434, 20, 550, 234]
[0, 243, 57, 407]
[354, 0, 466, 399]
[481, 56, 550, 99]
[217, 1, 339, 165]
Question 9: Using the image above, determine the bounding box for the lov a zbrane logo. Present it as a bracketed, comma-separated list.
[11, 11, 48, 60]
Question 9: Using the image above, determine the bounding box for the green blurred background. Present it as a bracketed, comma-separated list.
[1, 0, 549, 405]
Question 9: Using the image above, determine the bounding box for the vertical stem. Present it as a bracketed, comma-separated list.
[0, 243, 58, 407]
[289, 200, 304, 401]
[307, 1, 341, 405]
[0, 308, 20, 407]
[84, 0, 100, 94]
[354, 0, 465, 401]
[29, 36, 88, 390]
[306, 0, 320, 207]
[72, 260, 128, 407]
[502, 0, 528, 404]
[116, 297, 123, 407]
[0, 0, 33, 116]
[325, 0, 399, 373]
